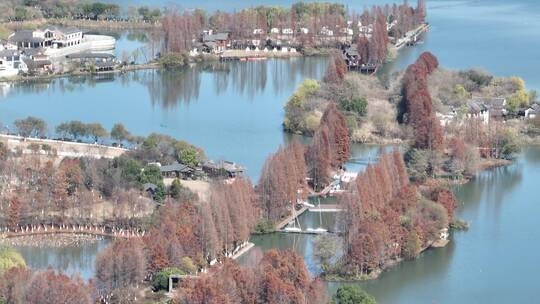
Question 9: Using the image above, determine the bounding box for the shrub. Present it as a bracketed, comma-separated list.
[254, 219, 275, 234]
[340, 97, 367, 117]
[332, 285, 376, 304]
[152, 267, 185, 291]
[41, 144, 51, 151]
[0, 247, 26, 273]
[159, 53, 188, 69]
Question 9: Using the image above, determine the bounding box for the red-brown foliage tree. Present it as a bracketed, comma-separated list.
[258, 140, 307, 223]
[7, 197, 22, 231]
[95, 238, 146, 300]
[0, 267, 32, 304]
[24, 269, 92, 304]
[430, 187, 457, 221]
[324, 53, 347, 84]
[145, 178, 259, 274]
[306, 103, 350, 188]
[339, 151, 455, 276]
[174, 250, 326, 304]
[401, 52, 443, 151]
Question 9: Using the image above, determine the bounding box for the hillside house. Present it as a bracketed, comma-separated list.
[160, 162, 196, 179]
[202, 160, 244, 178]
[524, 103, 539, 119]
[466, 97, 507, 124]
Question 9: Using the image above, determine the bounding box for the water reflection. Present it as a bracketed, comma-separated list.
[2, 57, 328, 109]
[135, 58, 327, 106]
[14, 239, 110, 280]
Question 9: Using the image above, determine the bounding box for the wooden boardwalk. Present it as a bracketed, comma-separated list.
[275, 206, 308, 230]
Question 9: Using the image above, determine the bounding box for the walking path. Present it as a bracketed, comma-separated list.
[275, 206, 309, 230]
[1, 134, 127, 159]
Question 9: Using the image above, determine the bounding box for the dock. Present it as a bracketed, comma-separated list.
[393, 23, 430, 50]
[220, 49, 302, 61]
[275, 206, 308, 230]
[308, 204, 344, 212]
[310, 180, 340, 197]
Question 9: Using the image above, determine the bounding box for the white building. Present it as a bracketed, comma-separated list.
[7, 27, 115, 59]
[359, 24, 373, 34]
[299, 27, 309, 34]
[340, 28, 354, 36]
[270, 28, 280, 34]
[436, 112, 457, 127]
[9, 26, 83, 49]
[282, 28, 294, 35]
[0, 50, 28, 78]
[253, 29, 264, 35]
[320, 27, 334, 36]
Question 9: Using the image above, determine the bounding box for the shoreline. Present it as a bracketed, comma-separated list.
[0, 62, 161, 84]
[321, 154, 515, 282]
[2, 18, 158, 31]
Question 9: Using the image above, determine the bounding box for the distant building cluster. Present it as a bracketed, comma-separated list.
[437, 96, 539, 127]
[187, 19, 398, 56]
[0, 26, 116, 78]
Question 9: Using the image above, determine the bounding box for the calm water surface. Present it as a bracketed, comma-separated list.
[0, 57, 328, 181]
[13, 239, 110, 280]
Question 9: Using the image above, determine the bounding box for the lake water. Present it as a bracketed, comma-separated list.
[0, 57, 328, 181]
[2, 0, 540, 301]
[325, 147, 540, 304]
[12, 238, 110, 280]
[107, 0, 540, 90]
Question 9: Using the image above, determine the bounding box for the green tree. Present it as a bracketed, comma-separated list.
[332, 285, 376, 304]
[138, 164, 163, 186]
[313, 234, 339, 271]
[151, 267, 185, 291]
[87, 123, 108, 143]
[169, 178, 183, 199]
[56, 120, 87, 140]
[14, 116, 47, 138]
[14, 6, 29, 21]
[178, 147, 198, 166]
[453, 84, 469, 99]
[0, 247, 25, 273]
[110, 123, 131, 143]
[403, 229, 421, 260]
[405, 148, 429, 182]
[507, 90, 529, 112]
[340, 97, 368, 117]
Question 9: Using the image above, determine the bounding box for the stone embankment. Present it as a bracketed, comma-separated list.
[1, 134, 127, 159]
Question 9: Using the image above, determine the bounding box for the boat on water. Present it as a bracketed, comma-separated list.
[305, 227, 328, 234]
[283, 226, 302, 233]
[301, 201, 315, 208]
[247, 57, 267, 61]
